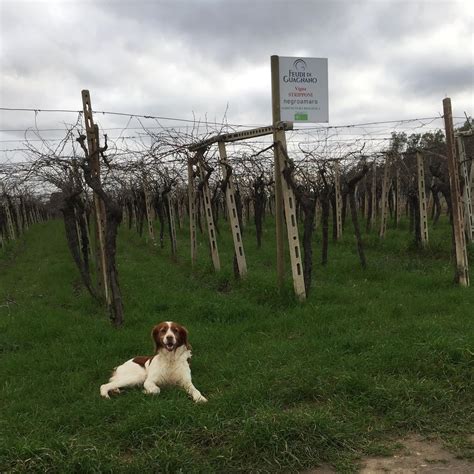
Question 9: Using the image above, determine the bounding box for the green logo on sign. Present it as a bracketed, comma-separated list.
[294, 113, 308, 121]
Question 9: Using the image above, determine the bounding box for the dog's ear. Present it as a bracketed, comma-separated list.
[151, 324, 164, 353]
[178, 325, 191, 350]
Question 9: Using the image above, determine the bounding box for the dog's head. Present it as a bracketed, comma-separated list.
[151, 321, 190, 353]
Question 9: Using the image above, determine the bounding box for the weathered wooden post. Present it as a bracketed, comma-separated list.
[13, 202, 23, 236]
[187, 156, 198, 266]
[218, 141, 247, 277]
[271, 55, 286, 290]
[379, 155, 391, 238]
[81, 90, 110, 302]
[19, 197, 29, 232]
[443, 98, 469, 286]
[275, 141, 306, 300]
[416, 151, 429, 246]
[334, 161, 343, 240]
[456, 133, 473, 242]
[4, 199, 16, 241]
[369, 161, 377, 230]
[363, 176, 369, 220]
[142, 176, 157, 246]
[196, 150, 220, 271]
[395, 165, 402, 227]
[166, 193, 178, 260]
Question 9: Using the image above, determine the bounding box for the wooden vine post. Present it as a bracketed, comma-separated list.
[334, 161, 343, 240]
[363, 176, 369, 220]
[218, 141, 247, 277]
[395, 165, 402, 227]
[416, 151, 429, 246]
[196, 150, 220, 271]
[19, 198, 28, 232]
[443, 98, 469, 286]
[275, 141, 306, 300]
[81, 90, 110, 303]
[165, 192, 178, 260]
[370, 161, 377, 230]
[13, 203, 22, 235]
[470, 147, 474, 225]
[379, 155, 391, 238]
[3, 199, 16, 241]
[456, 133, 473, 242]
[271, 56, 286, 290]
[143, 176, 156, 246]
[187, 156, 198, 266]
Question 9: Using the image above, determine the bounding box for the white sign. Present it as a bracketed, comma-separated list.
[278, 56, 328, 123]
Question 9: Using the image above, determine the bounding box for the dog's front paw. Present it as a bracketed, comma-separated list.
[195, 395, 208, 403]
[100, 385, 110, 399]
[143, 385, 161, 395]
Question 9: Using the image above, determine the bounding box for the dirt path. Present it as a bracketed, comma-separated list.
[308, 435, 473, 473]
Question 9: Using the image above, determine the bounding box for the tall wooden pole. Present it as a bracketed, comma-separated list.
[395, 166, 402, 227]
[3, 199, 16, 241]
[166, 193, 178, 260]
[271, 55, 286, 289]
[196, 150, 220, 271]
[443, 98, 469, 286]
[218, 141, 247, 277]
[457, 134, 473, 242]
[276, 142, 306, 300]
[370, 161, 377, 230]
[187, 156, 197, 266]
[143, 177, 157, 246]
[81, 90, 110, 302]
[416, 151, 429, 246]
[334, 161, 343, 240]
[379, 155, 390, 238]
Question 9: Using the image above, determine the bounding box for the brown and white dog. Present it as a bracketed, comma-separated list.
[100, 321, 207, 403]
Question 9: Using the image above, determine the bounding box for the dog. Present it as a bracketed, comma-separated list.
[100, 321, 207, 403]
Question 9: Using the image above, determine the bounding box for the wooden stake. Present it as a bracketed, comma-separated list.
[166, 194, 178, 259]
[3, 199, 16, 241]
[443, 98, 469, 286]
[276, 142, 307, 301]
[143, 178, 157, 245]
[370, 162, 377, 229]
[14, 203, 23, 235]
[457, 135, 473, 242]
[271, 55, 286, 289]
[334, 161, 343, 240]
[187, 157, 197, 265]
[395, 166, 402, 227]
[218, 141, 247, 277]
[363, 176, 369, 220]
[196, 150, 220, 271]
[379, 155, 390, 238]
[81, 90, 110, 302]
[416, 151, 429, 245]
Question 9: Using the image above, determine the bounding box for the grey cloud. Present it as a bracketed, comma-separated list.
[402, 63, 474, 98]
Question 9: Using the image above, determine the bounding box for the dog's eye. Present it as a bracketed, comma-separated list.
[172, 328, 178, 333]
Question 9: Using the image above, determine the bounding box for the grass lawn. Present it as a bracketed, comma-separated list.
[1, 215, 473, 472]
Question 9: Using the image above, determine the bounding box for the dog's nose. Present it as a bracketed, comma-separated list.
[166, 336, 174, 342]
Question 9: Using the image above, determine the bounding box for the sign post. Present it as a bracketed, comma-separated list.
[271, 55, 329, 300]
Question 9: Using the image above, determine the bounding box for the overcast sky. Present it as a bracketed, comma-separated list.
[0, 0, 473, 151]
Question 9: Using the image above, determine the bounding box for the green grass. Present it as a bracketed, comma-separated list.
[0, 215, 473, 473]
